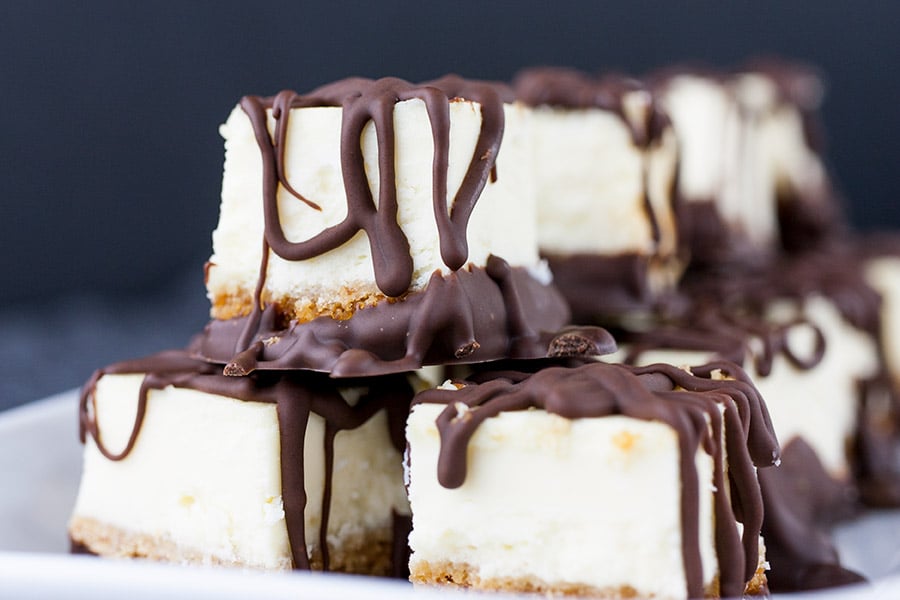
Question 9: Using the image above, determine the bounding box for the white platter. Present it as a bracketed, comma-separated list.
[1, 391, 899, 599]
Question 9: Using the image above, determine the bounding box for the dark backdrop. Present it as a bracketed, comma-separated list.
[1, 1, 899, 406]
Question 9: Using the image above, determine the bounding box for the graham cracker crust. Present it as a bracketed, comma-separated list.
[411, 559, 768, 598]
[210, 284, 400, 324]
[69, 515, 395, 575]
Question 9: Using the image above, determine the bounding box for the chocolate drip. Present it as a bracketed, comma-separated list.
[192, 258, 585, 378]
[622, 299, 827, 378]
[759, 438, 866, 591]
[414, 360, 779, 598]
[70, 538, 97, 556]
[79, 351, 414, 573]
[236, 76, 504, 332]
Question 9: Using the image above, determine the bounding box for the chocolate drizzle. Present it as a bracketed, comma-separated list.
[414, 359, 779, 598]
[78, 351, 414, 573]
[621, 299, 827, 378]
[192, 258, 582, 377]
[513, 67, 669, 148]
[240, 76, 505, 298]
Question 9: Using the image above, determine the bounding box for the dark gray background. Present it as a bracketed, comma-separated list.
[1, 1, 899, 409]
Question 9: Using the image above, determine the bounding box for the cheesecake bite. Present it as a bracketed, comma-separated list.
[514, 67, 682, 321]
[69, 351, 415, 574]
[406, 360, 778, 599]
[653, 62, 840, 267]
[199, 76, 570, 376]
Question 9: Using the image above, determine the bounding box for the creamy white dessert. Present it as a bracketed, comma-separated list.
[657, 66, 834, 263]
[610, 295, 878, 479]
[405, 361, 776, 598]
[511, 69, 682, 320]
[865, 256, 900, 389]
[207, 94, 537, 323]
[529, 101, 678, 269]
[69, 359, 413, 574]
[657, 73, 774, 255]
[407, 404, 718, 597]
[733, 71, 829, 220]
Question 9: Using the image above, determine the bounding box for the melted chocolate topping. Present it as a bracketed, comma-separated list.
[414, 359, 779, 599]
[621, 297, 827, 379]
[513, 67, 669, 148]
[219, 77, 582, 375]
[759, 438, 866, 591]
[239, 76, 505, 298]
[79, 351, 414, 573]
[192, 257, 602, 378]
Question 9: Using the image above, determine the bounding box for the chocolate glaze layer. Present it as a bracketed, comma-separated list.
[414, 359, 779, 599]
[759, 438, 866, 592]
[192, 257, 607, 378]
[212, 74, 582, 376]
[78, 350, 413, 573]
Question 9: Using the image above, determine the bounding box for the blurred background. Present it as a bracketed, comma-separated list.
[1, 1, 899, 409]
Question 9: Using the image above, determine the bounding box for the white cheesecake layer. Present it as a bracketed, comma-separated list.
[207, 99, 537, 313]
[530, 103, 678, 262]
[734, 73, 828, 205]
[660, 75, 777, 249]
[608, 296, 878, 478]
[71, 373, 409, 569]
[866, 256, 900, 388]
[406, 403, 717, 598]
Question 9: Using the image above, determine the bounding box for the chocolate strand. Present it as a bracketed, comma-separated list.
[276, 388, 312, 569]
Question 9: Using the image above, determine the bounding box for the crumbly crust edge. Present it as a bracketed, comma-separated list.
[69, 515, 396, 575]
[410, 558, 768, 598]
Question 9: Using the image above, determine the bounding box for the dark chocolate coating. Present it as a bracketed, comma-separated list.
[759, 439, 866, 592]
[78, 350, 413, 573]
[413, 359, 779, 599]
[192, 257, 599, 378]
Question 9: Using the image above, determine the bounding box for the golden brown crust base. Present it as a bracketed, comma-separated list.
[210, 285, 403, 324]
[410, 559, 769, 599]
[69, 515, 394, 575]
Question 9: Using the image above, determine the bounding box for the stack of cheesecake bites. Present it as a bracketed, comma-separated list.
[69, 63, 900, 599]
